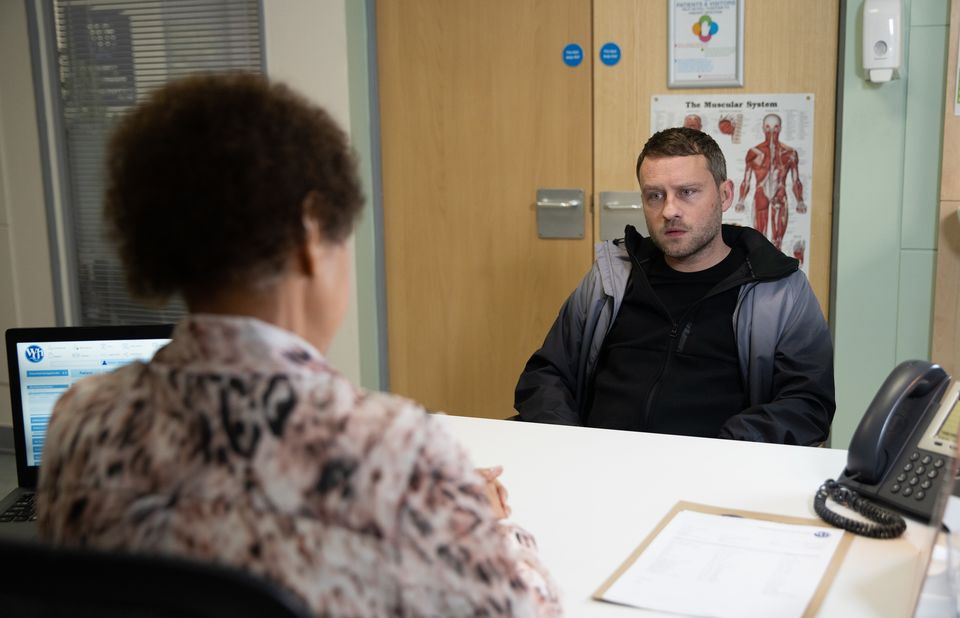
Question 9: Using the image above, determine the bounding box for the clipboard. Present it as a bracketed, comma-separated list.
[593, 501, 854, 617]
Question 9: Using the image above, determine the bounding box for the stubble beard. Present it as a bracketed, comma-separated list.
[650, 202, 724, 263]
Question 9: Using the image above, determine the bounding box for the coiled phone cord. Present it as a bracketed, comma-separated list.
[814, 479, 907, 539]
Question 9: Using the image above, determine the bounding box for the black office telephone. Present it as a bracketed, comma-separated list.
[815, 360, 960, 537]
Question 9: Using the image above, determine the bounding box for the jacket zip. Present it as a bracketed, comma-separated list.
[630, 252, 754, 430]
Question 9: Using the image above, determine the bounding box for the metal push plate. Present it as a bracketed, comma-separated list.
[600, 191, 647, 240]
[536, 189, 584, 239]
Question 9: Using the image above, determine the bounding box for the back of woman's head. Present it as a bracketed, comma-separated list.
[105, 72, 364, 302]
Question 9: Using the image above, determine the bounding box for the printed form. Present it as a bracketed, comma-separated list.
[598, 509, 845, 618]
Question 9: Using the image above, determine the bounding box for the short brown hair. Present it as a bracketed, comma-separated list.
[635, 127, 727, 186]
[105, 72, 364, 302]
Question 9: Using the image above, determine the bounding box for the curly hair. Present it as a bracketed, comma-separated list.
[105, 72, 364, 302]
[635, 127, 727, 186]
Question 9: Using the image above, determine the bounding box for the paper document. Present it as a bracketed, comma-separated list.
[597, 506, 848, 618]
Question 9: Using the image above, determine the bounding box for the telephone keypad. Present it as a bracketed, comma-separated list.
[883, 448, 947, 513]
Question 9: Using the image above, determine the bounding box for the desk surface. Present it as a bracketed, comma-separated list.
[1, 419, 952, 617]
[436, 415, 945, 618]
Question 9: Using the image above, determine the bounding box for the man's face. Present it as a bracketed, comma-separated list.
[638, 155, 734, 272]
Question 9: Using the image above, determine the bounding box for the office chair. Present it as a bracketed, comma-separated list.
[0, 537, 312, 618]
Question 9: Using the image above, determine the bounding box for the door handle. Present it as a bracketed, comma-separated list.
[537, 197, 583, 208]
[602, 201, 642, 210]
[536, 189, 585, 239]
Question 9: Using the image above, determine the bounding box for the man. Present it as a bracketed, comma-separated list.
[735, 113, 806, 250]
[514, 127, 834, 445]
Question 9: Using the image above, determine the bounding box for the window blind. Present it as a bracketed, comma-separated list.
[50, 0, 264, 325]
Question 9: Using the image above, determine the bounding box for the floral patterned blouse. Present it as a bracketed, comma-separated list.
[37, 315, 561, 616]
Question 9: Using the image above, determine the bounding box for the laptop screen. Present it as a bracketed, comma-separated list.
[15, 337, 170, 467]
[5, 325, 173, 486]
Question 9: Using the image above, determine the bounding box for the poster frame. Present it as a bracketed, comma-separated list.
[668, 0, 745, 88]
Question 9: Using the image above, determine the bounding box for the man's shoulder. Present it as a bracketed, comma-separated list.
[725, 225, 799, 279]
[593, 238, 629, 261]
[748, 270, 818, 314]
[753, 269, 810, 294]
[587, 239, 631, 298]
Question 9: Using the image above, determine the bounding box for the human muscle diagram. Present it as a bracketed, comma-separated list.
[735, 113, 805, 250]
[651, 94, 815, 273]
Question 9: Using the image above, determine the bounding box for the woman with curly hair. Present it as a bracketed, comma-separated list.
[37, 73, 561, 617]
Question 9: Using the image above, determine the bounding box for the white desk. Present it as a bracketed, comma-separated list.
[437, 415, 942, 618]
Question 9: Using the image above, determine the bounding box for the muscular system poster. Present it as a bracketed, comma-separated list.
[651, 94, 815, 273]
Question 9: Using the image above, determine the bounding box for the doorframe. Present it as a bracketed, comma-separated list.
[346, 0, 388, 391]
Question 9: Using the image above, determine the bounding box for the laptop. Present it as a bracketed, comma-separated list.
[0, 325, 172, 539]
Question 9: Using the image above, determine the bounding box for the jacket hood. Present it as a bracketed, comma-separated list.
[621, 224, 798, 281]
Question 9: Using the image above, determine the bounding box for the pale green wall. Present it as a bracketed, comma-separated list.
[832, 0, 949, 446]
[346, 0, 384, 391]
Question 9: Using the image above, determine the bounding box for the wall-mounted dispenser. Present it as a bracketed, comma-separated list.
[862, 0, 902, 83]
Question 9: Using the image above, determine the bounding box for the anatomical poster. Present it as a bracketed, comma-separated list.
[651, 93, 815, 273]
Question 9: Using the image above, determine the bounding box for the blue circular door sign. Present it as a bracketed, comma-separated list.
[600, 42, 621, 66]
[562, 43, 583, 67]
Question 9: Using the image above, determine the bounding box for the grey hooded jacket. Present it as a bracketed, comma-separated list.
[514, 225, 835, 445]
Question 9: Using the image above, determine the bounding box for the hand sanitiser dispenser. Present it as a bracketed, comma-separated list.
[862, 0, 902, 83]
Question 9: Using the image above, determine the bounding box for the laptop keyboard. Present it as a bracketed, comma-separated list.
[0, 492, 36, 523]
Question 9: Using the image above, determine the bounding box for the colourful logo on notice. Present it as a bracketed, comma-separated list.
[692, 15, 719, 43]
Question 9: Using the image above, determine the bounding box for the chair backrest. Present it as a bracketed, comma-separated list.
[0, 537, 312, 618]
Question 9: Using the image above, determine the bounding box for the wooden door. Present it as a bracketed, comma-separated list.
[376, 0, 594, 417]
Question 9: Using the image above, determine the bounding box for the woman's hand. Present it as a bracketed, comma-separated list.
[477, 465, 511, 519]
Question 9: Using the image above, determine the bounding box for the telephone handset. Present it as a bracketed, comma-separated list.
[816, 360, 960, 536]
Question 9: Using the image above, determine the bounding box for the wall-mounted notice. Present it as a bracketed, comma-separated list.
[652, 93, 815, 273]
[66, 6, 136, 106]
[668, 0, 743, 87]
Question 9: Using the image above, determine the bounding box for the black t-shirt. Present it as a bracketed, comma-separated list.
[586, 247, 748, 436]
